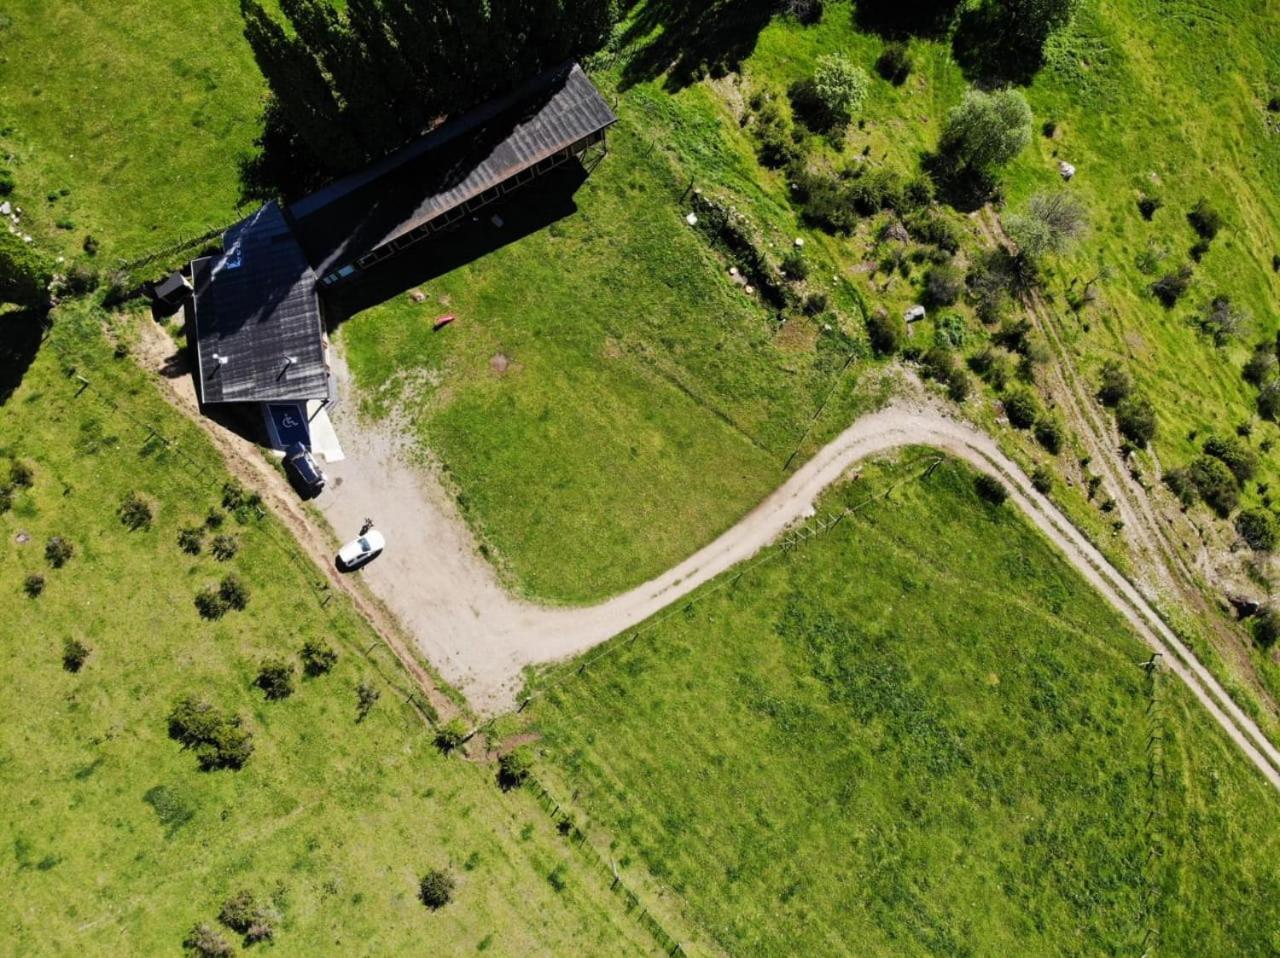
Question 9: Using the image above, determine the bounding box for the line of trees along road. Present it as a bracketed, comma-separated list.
[239, 0, 616, 199]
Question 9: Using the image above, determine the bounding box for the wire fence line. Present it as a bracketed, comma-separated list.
[1137, 653, 1166, 956]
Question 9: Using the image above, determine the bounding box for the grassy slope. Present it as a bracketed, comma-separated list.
[0, 307, 654, 956]
[0, 0, 266, 261]
[522, 456, 1280, 957]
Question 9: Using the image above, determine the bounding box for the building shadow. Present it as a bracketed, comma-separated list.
[0, 311, 44, 408]
[323, 162, 588, 323]
[618, 0, 777, 92]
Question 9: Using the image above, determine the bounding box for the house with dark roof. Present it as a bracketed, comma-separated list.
[186, 62, 616, 410]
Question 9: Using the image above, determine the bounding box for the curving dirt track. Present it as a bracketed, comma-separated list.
[314, 382, 1280, 791]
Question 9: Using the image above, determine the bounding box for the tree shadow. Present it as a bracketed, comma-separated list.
[951, 5, 1049, 86]
[618, 0, 778, 91]
[0, 310, 44, 407]
[921, 152, 1000, 213]
[323, 163, 588, 323]
[852, 0, 962, 38]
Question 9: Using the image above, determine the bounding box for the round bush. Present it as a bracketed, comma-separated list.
[300, 638, 338, 676]
[1187, 455, 1239, 517]
[23, 573, 44, 598]
[118, 492, 153, 531]
[1203, 435, 1257, 484]
[498, 748, 532, 791]
[45, 536, 74, 568]
[1096, 360, 1132, 407]
[419, 868, 456, 910]
[1003, 390, 1039, 429]
[434, 717, 469, 754]
[1115, 395, 1157, 447]
[255, 658, 294, 700]
[1034, 417, 1064, 454]
[1235, 509, 1277, 552]
[812, 55, 869, 124]
[866, 308, 904, 356]
[219, 574, 250, 611]
[974, 473, 1008, 505]
[62, 638, 90, 673]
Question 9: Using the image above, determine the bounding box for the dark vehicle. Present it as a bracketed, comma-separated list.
[284, 442, 325, 495]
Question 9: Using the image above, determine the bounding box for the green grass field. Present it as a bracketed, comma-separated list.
[520, 455, 1280, 956]
[0, 306, 659, 955]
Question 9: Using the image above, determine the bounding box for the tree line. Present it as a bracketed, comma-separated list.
[239, 0, 616, 200]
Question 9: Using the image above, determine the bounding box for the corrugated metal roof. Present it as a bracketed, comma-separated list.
[191, 202, 328, 405]
[286, 61, 617, 277]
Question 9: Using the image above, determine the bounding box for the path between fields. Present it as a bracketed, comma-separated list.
[312, 363, 1280, 791]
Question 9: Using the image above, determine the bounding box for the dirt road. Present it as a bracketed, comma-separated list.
[316, 369, 1280, 790]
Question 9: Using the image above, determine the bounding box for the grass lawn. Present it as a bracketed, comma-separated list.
[520, 456, 1280, 957]
[0, 0, 267, 261]
[0, 305, 658, 956]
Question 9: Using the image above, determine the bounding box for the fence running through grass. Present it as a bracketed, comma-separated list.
[1138, 653, 1166, 955]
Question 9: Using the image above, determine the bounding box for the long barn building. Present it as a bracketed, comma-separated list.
[186, 62, 616, 410]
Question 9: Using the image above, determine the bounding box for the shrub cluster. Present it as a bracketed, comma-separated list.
[419, 868, 456, 910]
[218, 889, 279, 945]
[865, 307, 904, 356]
[1235, 509, 1277, 552]
[255, 658, 295, 700]
[300, 638, 338, 676]
[689, 192, 788, 308]
[356, 680, 381, 721]
[876, 42, 912, 85]
[62, 638, 91, 673]
[45, 536, 74, 568]
[118, 492, 153, 531]
[434, 717, 469, 754]
[497, 748, 532, 791]
[167, 695, 254, 771]
[195, 574, 252, 620]
[1003, 389, 1040, 429]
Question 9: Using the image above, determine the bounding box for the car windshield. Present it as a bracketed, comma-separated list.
[358, 537, 371, 552]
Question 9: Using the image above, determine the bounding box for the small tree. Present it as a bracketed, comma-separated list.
[1004, 390, 1039, 429]
[1198, 295, 1249, 347]
[255, 658, 295, 700]
[1151, 266, 1192, 308]
[183, 922, 234, 958]
[975, 473, 1008, 505]
[419, 868, 456, 910]
[876, 42, 912, 85]
[1034, 417, 1064, 454]
[1031, 465, 1053, 494]
[937, 88, 1033, 177]
[119, 492, 153, 531]
[1005, 191, 1087, 260]
[866, 308, 905, 356]
[1203, 435, 1257, 484]
[1243, 344, 1277, 388]
[434, 717, 469, 754]
[356, 680, 380, 721]
[922, 263, 963, 307]
[1097, 360, 1132, 407]
[23, 573, 45, 598]
[946, 367, 971, 403]
[219, 574, 250, 611]
[45, 536, 74, 568]
[1115, 395, 1157, 447]
[62, 638, 90, 673]
[1187, 455, 1239, 517]
[1255, 608, 1280, 649]
[300, 638, 338, 676]
[780, 248, 808, 281]
[812, 55, 868, 125]
[211, 534, 239, 561]
[497, 748, 532, 791]
[1236, 509, 1277, 552]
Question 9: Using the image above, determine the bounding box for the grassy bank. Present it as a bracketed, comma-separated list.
[0, 306, 656, 956]
[521, 456, 1280, 956]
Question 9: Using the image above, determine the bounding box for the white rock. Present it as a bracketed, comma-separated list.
[0, 201, 9, 216]
[22, 234, 32, 243]
[904, 304, 926, 322]
[685, 212, 698, 226]
[1059, 160, 1076, 180]
[794, 237, 805, 248]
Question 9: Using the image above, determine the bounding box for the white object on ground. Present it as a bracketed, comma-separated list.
[1059, 160, 1076, 180]
[905, 304, 926, 322]
[685, 212, 698, 226]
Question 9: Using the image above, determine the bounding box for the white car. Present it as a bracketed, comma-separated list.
[336, 529, 385, 571]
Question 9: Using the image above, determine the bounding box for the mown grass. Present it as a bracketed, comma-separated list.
[0, 306, 656, 956]
[521, 455, 1280, 956]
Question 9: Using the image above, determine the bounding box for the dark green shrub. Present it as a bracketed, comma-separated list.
[1255, 608, 1280, 649]
[1163, 467, 1197, 507]
[183, 922, 234, 957]
[1115, 395, 1157, 447]
[9, 459, 33, 488]
[61, 262, 98, 295]
[946, 367, 971, 403]
[211, 534, 239, 561]
[62, 638, 90, 673]
[419, 869, 456, 909]
[82, 235, 99, 256]
[23, 573, 44, 598]
[1198, 295, 1249, 346]
[1034, 417, 1064, 454]
[219, 574, 249, 611]
[780, 248, 809, 281]
[1235, 509, 1277, 552]
[300, 638, 338, 676]
[178, 526, 204, 555]
[1203, 435, 1257, 484]
[497, 748, 532, 791]
[0, 483, 11, 514]
[1187, 455, 1239, 517]
[1097, 360, 1132, 406]
[1190, 237, 1211, 262]
[802, 292, 829, 315]
[922, 263, 962, 307]
[1187, 198, 1222, 240]
[195, 586, 227, 620]
[1031, 465, 1053, 494]
[168, 695, 253, 771]
[920, 346, 955, 383]
[118, 492, 153, 531]
[974, 473, 1008, 505]
[905, 209, 959, 253]
[45, 536, 73, 568]
[217, 888, 277, 942]
[1004, 390, 1039, 429]
[876, 41, 912, 84]
[1151, 265, 1192, 308]
[356, 680, 381, 721]
[0, 170, 13, 195]
[205, 508, 225, 529]
[1243, 344, 1276, 388]
[1260, 382, 1280, 422]
[255, 658, 295, 700]
[866, 308, 904, 356]
[434, 717, 469, 754]
[1137, 195, 1161, 220]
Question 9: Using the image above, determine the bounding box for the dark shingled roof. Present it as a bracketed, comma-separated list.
[190, 202, 328, 405]
[286, 61, 617, 277]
